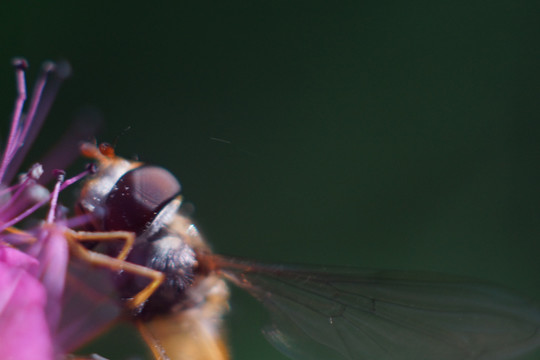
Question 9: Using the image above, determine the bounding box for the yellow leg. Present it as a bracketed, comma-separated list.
[5, 226, 31, 235]
[3, 226, 36, 244]
[136, 320, 170, 360]
[66, 354, 110, 360]
[67, 236, 164, 310]
[65, 229, 135, 261]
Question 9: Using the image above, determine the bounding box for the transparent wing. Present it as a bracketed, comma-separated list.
[213, 255, 540, 360]
[57, 257, 122, 353]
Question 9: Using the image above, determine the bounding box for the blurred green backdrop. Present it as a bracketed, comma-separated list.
[1, 1, 540, 359]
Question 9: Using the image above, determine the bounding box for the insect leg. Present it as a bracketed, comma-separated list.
[135, 320, 170, 360]
[3, 226, 36, 244]
[66, 236, 164, 310]
[66, 354, 110, 360]
[66, 229, 135, 261]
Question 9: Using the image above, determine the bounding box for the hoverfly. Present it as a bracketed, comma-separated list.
[5, 59, 539, 360]
[64, 141, 540, 360]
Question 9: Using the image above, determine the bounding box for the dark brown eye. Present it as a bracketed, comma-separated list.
[104, 166, 181, 233]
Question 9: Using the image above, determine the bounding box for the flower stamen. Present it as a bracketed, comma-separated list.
[1, 60, 72, 184]
[46, 170, 65, 224]
[0, 166, 93, 233]
[0, 59, 28, 183]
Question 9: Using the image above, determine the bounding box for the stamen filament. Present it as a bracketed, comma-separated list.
[0, 59, 28, 183]
[0, 167, 93, 232]
[46, 170, 65, 224]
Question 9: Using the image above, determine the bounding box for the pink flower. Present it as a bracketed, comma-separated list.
[0, 59, 101, 359]
[0, 245, 53, 360]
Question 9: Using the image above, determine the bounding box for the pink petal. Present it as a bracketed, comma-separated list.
[0, 246, 53, 360]
[33, 225, 69, 333]
[0, 245, 38, 271]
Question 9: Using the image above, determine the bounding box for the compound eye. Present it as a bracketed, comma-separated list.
[104, 166, 181, 233]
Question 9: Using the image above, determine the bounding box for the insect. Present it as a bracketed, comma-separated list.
[69, 141, 540, 360]
[4, 59, 538, 360]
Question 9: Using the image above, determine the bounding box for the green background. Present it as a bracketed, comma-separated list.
[1, 1, 540, 359]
